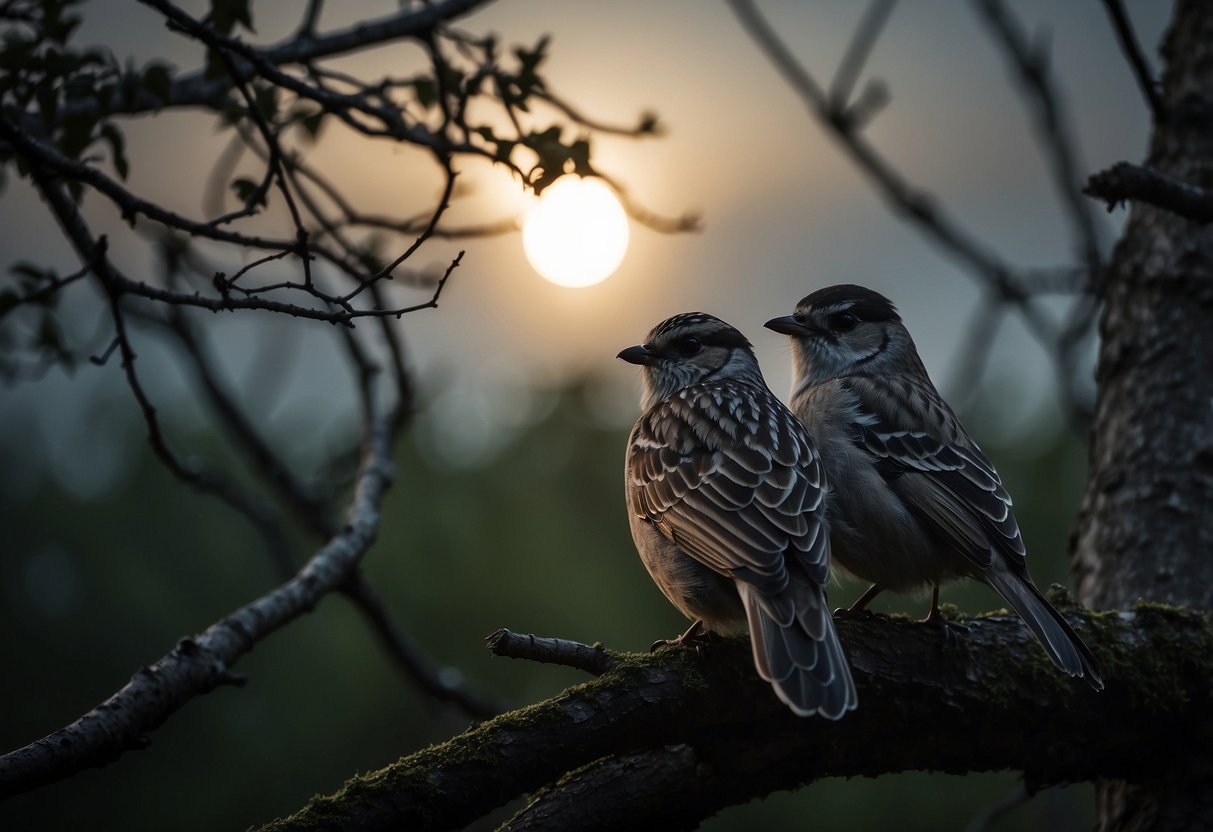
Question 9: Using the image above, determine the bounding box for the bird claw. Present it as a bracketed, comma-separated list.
[650, 624, 718, 659]
[833, 606, 876, 620]
[921, 611, 971, 645]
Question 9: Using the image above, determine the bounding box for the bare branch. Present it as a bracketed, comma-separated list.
[1085, 161, 1213, 225]
[255, 605, 1211, 832]
[532, 89, 663, 138]
[1097, 0, 1166, 123]
[343, 575, 507, 718]
[727, 0, 1097, 423]
[828, 0, 896, 111]
[485, 629, 620, 677]
[44, 0, 496, 125]
[972, 0, 1106, 286]
[0, 419, 395, 798]
[0, 112, 305, 254]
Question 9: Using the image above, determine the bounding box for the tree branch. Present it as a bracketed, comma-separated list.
[342, 574, 507, 719]
[1097, 0, 1166, 123]
[1084, 161, 1213, 225]
[0, 420, 395, 799]
[973, 0, 1106, 284]
[486, 629, 619, 676]
[724, 1, 1058, 341]
[254, 603, 1212, 832]
[43, 0, 495, 126]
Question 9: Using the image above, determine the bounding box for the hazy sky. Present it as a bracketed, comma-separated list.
[1, 0, 1169, 481]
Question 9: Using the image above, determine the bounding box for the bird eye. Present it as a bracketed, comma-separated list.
[676, 336, 703, 357]
[832, 311, 859, 332]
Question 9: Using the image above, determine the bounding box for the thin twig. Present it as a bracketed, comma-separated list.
[828, 0, 896, 111]
[343, 575, 507, 717]
[973, 0, 1105, 288]
[727, 0, 1092, 422]
[1098, 0, 1165, 123]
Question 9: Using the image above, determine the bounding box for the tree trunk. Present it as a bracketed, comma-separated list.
[1074, 0, 1213, 827]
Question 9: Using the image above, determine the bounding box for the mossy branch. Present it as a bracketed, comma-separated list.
[255, 602, 1213, 832]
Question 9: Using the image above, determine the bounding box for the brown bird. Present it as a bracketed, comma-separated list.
[619, 312, 857, 718]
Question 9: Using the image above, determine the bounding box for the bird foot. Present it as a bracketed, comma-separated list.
[920, 609, 971, 644]
[650, 622, 719, 658]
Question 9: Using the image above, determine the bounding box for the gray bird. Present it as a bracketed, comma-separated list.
[766, 284, 1103, 689]
[618, 312, 857, 718]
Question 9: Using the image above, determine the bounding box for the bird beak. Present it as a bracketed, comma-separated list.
[764, 315, 812, 336]
[617, 344, 657, 365]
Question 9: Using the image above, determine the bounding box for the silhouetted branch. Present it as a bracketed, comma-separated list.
[44, 0, 494, 125]
[1098, 0, 1166, 123]
[255, 604, 1212, 832]
[973, 0, 1105, 285]
[827, 0, 895, 110]
[727, 0, 1097, 423]
[726, 0, 1047, 317]
[1085, 161, 1213, 225]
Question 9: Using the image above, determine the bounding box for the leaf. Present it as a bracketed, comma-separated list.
[413, 78, 437, 109]
[203, 46, 227, 81]
[210, 0, 255, 34]
[99, 122, 129, 180]
[300, 110, 326, 141]
[290, 105, 326, 141]
[494, 140, 515, 164]
[230, 177, 261, 204]
[252, 82, 278, 122]
[142, 61, 173, 105]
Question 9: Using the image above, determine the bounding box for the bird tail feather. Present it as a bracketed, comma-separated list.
[739, 581, 858, 719]
[986, 571, 1104, 691]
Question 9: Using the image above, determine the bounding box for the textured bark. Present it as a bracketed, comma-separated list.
[1074, 0, 1213, 827]
[254, 606, 1213, 832]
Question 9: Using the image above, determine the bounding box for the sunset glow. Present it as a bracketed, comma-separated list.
[522, 176, 629, 288]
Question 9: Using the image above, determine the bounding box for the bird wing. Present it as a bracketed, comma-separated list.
[626, 381, 830, 601]
[842, 374, 1026, 572]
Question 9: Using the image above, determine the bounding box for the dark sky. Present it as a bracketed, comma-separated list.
[1, 1, 1168, 477]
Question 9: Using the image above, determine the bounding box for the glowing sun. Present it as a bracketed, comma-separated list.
[522, 176, 629, 288]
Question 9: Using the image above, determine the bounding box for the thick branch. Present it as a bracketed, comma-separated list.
[0, 422, 395, 798]
[1084, 161, 1213, 225]
[256, 604, 1213, 832]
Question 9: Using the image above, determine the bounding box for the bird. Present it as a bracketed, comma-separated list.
[618, 312, 858, 718]
[765, 284, 1103, 689]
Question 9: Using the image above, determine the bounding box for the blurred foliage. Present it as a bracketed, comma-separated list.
[0, 379, 1092, 830]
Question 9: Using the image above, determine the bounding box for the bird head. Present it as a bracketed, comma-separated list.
[618, 312, 762, 410]
[765, 284, 915, 384]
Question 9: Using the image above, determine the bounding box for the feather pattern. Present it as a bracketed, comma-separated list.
[628, 381, 830, 585]
[842, 374, 1027, 571]
[621, 312, 857, 718]
[770, 283, 1103, 690]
